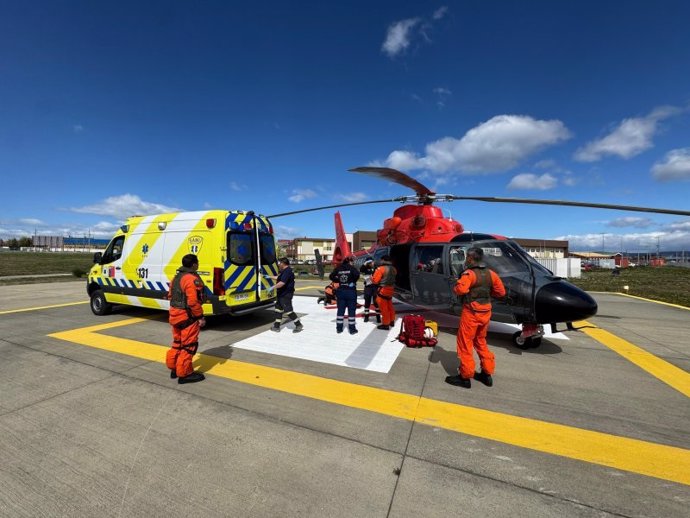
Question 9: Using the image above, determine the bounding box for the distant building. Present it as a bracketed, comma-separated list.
[353, 230, 377, 252]
[284, 237, 341, 263]
[511, 238, 569, 259]
[32, 235, 109, 251]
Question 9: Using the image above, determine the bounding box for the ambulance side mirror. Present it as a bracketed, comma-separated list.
[93, 252, 102, 264]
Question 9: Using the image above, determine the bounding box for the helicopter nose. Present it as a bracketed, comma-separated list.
[535, 281, 598, 324]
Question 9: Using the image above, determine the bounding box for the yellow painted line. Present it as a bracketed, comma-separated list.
[616, 292, 690, 310]
[48, 321, 690, 486]
[296, 285, 324, 291]
[0, 301, 88, 315]
[588, 291, 690, 310]
[580, 320, 690, 398]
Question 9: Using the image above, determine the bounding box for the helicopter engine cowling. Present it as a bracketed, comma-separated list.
[377, 204, 464, 246]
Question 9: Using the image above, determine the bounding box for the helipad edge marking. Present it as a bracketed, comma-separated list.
[0, 301, 88, 315]
[579, 320, 690, 398]
[48, 321, 690, 486]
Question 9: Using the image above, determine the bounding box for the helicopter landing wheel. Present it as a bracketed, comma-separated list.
[512, 331, 541, 350]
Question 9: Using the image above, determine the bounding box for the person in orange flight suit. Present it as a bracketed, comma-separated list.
[446, 247, 506, 389]
[372, 255, 397, 330]
[166, 254, 207, 384]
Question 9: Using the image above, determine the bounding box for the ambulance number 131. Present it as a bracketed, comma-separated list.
[136, 267, 149, 279]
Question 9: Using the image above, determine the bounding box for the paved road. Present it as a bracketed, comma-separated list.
[0, 281, 688, 517]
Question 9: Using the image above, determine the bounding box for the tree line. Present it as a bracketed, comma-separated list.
[0, 237, 33, 249]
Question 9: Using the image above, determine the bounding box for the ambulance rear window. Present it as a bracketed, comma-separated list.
[260, 235, 276, 264]
[228, 233, 252, 266]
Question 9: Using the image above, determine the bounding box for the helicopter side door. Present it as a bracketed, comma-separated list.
[446, 245, 466, 315]
[410, 244, 450, 309]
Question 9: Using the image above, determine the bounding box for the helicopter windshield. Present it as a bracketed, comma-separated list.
[449, 240, 535, 277]
[506, 240, 554, 275]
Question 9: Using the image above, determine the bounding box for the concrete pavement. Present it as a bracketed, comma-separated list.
[0, 280, 688, 517]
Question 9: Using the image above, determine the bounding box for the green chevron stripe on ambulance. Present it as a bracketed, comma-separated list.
[86, 210, 278, 317]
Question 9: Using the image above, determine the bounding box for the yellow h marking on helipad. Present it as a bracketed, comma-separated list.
[49, 318, 690, 487]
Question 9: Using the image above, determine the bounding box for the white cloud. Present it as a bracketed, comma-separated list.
[275, 225, 304, 240]
[652, 147, 690, 181]
[668, 220, 690, 230]
[574, 106, 681, 162]
[433, 87, 452, 108]
[507, 173, 557, 190]
[229, 181, 247, 191]
[382, 7, 449, 58]
[335, 192, 368, 203]
[432, 6, 448, 20]
[73, 124, 84, 133]
[433, 87, 451, 96]
[384, 115, 571, 174]
[561, 173, 578, 186]
[534, 159, 556, 169]
[70, 194, 181, 218]
[382, 18, 420, 58]
[19, 218, 44, 225]
[606, 217, 654, 228]
[288, 189, 317, 203]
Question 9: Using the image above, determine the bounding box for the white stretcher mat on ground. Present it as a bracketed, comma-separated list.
[231, 296, 405, 373]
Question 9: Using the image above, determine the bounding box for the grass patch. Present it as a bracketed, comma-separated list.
[569, 266, 690, 308]
[0, 251, 94, 276]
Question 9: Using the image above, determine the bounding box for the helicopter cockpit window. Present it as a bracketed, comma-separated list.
[449, 247, 466, 277]
[476, 241, 530, 275]
[414, 246, 444, 274]
[373, 247, 389, 265]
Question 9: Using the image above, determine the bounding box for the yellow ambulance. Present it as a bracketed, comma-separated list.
[87, 210, 278, 316]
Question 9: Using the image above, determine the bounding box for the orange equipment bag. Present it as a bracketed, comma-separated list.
[397, 314, 437, 348]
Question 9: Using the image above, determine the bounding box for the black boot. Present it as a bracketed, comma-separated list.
[178, 372, 205, 384]
[170, 369, 177, 379]
[376, 315, 382, 324]
[376, 324, 390, 330]
[363, 313, 369, 323]
[349, 327, 358, 335]
[336, 325, 343, 334]
[474, 371, 493, 387]
[445, 375, 471, 388]
[293, 323, 304, 333]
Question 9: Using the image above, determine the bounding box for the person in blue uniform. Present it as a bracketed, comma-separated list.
[270, 258, 303, 333]
[329, 256, 360, 334]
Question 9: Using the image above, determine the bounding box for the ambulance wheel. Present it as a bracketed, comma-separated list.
[90, 290, 112, 316]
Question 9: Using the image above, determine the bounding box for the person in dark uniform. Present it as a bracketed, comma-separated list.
[329, 256, 360, 334]
[359, 259, 381, 323]
[270, 257, 303, 333]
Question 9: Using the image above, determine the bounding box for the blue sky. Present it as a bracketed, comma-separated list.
[2, 1, 689, 252]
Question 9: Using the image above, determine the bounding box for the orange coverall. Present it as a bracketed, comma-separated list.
[453, 267, 506, 379]
[372, 263, 396, 327]
[166, 271, 205, 378]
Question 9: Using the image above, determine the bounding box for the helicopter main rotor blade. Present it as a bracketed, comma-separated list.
[450, 196, 690, 217]
[268, 199, 400, 218]
[349, 166, 435, 196]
